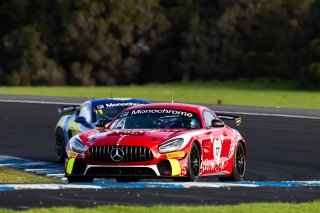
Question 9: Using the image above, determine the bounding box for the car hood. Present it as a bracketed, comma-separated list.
[80, 129, 196, 147]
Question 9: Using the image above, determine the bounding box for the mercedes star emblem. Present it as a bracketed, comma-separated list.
[110, 147, 125, 162]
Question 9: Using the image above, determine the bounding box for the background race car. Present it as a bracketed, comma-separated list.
[55, 98, 150, 162]
[65, 103, 246, 183]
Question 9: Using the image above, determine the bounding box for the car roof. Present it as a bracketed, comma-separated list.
[88, 98, 150, 106]
[124, 103, 210, 114]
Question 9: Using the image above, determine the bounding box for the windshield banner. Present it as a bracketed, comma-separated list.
[95, 102, 142, 110]
[121, 109, 194, 118]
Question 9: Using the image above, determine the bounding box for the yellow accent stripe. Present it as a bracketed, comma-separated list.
[168, 159, 181, 176]
[66, 158, 75, 175]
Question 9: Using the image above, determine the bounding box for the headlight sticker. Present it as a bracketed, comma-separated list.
[67, 150, 78, 158]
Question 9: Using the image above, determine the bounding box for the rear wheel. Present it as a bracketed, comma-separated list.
[219, 142, 246, 181]
[67, 176, 94, 183]
[55, 128, 66, 163]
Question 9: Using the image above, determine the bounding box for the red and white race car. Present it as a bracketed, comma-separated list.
[65, 103, 247, 182]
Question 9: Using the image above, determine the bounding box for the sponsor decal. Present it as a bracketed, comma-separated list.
[88, 130, 145, 140]
[201, 158, 229, 173]
[121, 109, 193, 118]
[202, 159, 216, 171]
[120, 111, 129, 117]
[95, 102, 141, 110]
[213, 136, 223, 163]
[166, 151, 185, 159]
[108, 130, 145, 136]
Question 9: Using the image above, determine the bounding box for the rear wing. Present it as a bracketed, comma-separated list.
[58, 105, 79, 115]
[216, 113, 242, 126]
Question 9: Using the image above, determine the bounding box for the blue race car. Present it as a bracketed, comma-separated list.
[55, 98, 150, 162]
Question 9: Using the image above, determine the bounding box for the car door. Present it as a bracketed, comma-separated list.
[201, 110, 230, 175]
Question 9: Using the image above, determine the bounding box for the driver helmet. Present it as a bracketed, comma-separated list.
[190, 118, 198, 129]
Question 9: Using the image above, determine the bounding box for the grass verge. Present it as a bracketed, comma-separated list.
[0, 202, 320, 213]
[0, 80, 319, 109]
[0, 167, 62, 184]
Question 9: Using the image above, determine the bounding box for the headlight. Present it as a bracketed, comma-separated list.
[69, 136, 86, 153]
[158, 138, 184, 154]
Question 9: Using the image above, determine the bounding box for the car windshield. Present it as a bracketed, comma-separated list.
[109, 108, 201, 129]
[94, 106, 128, 122]
[94, 102, 146, 122]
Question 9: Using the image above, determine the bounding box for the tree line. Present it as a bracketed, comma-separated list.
[0, 0, 319, 89]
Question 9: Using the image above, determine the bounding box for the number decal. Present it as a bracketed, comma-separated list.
[213, 136, 223, 163]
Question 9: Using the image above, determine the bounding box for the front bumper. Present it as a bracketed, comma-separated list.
[65, 158, 185, 178]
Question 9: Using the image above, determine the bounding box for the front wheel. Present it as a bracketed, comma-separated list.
[55, 128, 66, 163]
[219, 142, 246, 181]
[186, 142, 201, 181]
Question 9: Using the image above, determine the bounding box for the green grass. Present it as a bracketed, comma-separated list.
[0, 167, 62, 184]
[0, 80, 319, 109]
[0, 202, 320, 213]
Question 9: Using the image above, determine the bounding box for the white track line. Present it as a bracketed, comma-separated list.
[0, 98, 319, 119]
[0, 99, 79, 105]
[215, 110, 320, 120]
[46, 173, 65, 177]
[24, 168, 58, 172]
[2, 184, 102, 190]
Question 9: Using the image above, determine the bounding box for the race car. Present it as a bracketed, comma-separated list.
[65, 103, 246, 182]
[55, 98, 150, 162]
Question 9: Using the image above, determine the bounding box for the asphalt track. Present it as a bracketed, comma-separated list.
[0, 95, 320, 209]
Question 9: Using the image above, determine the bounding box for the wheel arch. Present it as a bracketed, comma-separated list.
[192, 140, 202, 152]
[191, 139, 202, 160]
[56, 126, 66, 137]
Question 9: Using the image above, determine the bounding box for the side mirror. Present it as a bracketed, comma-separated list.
[95, 119, 106, 129]
[211, 119, 225, 128]
[75, 116, 87, 124]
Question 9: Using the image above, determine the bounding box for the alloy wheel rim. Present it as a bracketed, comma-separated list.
[190, 145, 200, 176]
[236, 145, 245, 175]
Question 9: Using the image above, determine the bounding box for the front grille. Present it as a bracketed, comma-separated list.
[87, 146, 154, 163]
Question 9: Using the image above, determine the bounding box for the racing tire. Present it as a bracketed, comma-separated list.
[116, 177, 140, 182]
[183, 142, 201, 182]
[67, 176, 94, 183]
[55, 128, 66, 163]
[219, 142, 246, 182]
